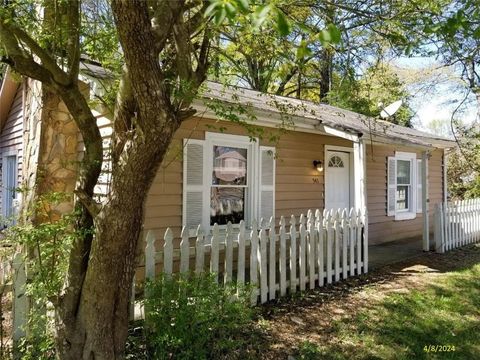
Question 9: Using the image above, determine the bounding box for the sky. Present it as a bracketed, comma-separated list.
[393, 56, 478, 137]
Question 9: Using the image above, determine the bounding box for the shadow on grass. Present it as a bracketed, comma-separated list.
[314, 263, 480, 360]
[254, 245, 480, 360]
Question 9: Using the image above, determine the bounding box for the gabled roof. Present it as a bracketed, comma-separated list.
[199, 82, 456, 149]
[0, 65, 456, 149]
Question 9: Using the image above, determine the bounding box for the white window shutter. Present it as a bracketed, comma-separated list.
[416, 159, 422, 213]
[387, 157, 396, 216]
[259, 146, 275, 225]
[183, 139, 205, 234]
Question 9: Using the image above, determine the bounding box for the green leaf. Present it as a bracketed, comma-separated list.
[473, 27, 480, 39]
[296, 40, 312, 59]
[327, 24, 341, 44]
[317, 24, 341, 45]
[276, 10, 290, 36]
[236, 0, 250, 13]
[225, 2, 237, 18]
[252, 4, 271, 28]
[214, 7, 227, 26]
[204, 2, 219, 18]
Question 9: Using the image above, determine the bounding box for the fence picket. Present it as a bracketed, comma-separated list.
[341, 209, 348, 280]
[307, 211, 315, 290]
[237, 221, 246, 287]
[210, 224, 220, 276]
[145, 231, 156, 281]
[180, 227, 189, 273]
[289, 215, 297, 293]
[349, 208, 356, 276]
[268, 217, 276, 300]
[259, 227, 268, 304]
[195, 225, 205, 274]
[363, 209, 368, 273]
[326, 213, 333, 284]
[164, 228, 173, 275]
[315, 209, 325, 287]
[224, 222, 234, 284]
[334, 212, 341, 282]
[355, 211, 362, 274]
[299, 216, 307, 291]
[279, 216, 287, 296]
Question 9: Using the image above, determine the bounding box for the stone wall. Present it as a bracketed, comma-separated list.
[21, 79, 80, 222]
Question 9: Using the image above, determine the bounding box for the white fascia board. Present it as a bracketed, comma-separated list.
[192, 99, 359, 142]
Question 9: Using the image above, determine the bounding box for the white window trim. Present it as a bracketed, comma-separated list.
[205, 132, 260, 230]
[393, 151, 418, 221]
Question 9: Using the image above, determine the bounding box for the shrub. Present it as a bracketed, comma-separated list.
[144, 273, 253, 359]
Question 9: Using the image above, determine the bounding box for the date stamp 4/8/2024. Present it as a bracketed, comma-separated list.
[424, 345, 456, 353]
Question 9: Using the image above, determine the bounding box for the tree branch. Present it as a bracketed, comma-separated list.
[0, 15, 71, 86]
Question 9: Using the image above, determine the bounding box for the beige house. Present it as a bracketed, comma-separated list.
[0, 69, 455, 258]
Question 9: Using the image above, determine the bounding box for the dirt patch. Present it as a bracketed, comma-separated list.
[250, 244, 480, 359]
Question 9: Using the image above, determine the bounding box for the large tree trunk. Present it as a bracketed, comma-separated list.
[56, 120, 178, 359]
[2, 1, 206, 358]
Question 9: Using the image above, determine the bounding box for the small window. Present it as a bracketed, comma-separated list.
[328, 155, 344, 168]
[387, 151, 421, 220]
[396, 159, 411, 211]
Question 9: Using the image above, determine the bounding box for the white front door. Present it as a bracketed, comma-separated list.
[325, 150, 351, 211]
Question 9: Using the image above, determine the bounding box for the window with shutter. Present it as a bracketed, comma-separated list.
[387, 151, 419, 220]
[183, 139, 206, 234]
[183, 133, 275, 233]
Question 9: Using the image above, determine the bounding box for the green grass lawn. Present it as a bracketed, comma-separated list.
[296, 263, 480, 360]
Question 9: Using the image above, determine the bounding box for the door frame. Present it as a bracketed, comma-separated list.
[324, 145, 354, 211]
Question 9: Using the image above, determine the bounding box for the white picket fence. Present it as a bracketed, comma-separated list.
[434, 198, 480, 253]
[140, 207, 367, 307]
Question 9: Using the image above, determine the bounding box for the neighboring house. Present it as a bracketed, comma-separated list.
[0, 68, 455, 254]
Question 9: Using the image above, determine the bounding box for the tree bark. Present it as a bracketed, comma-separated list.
[2, 0, 209, 358]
